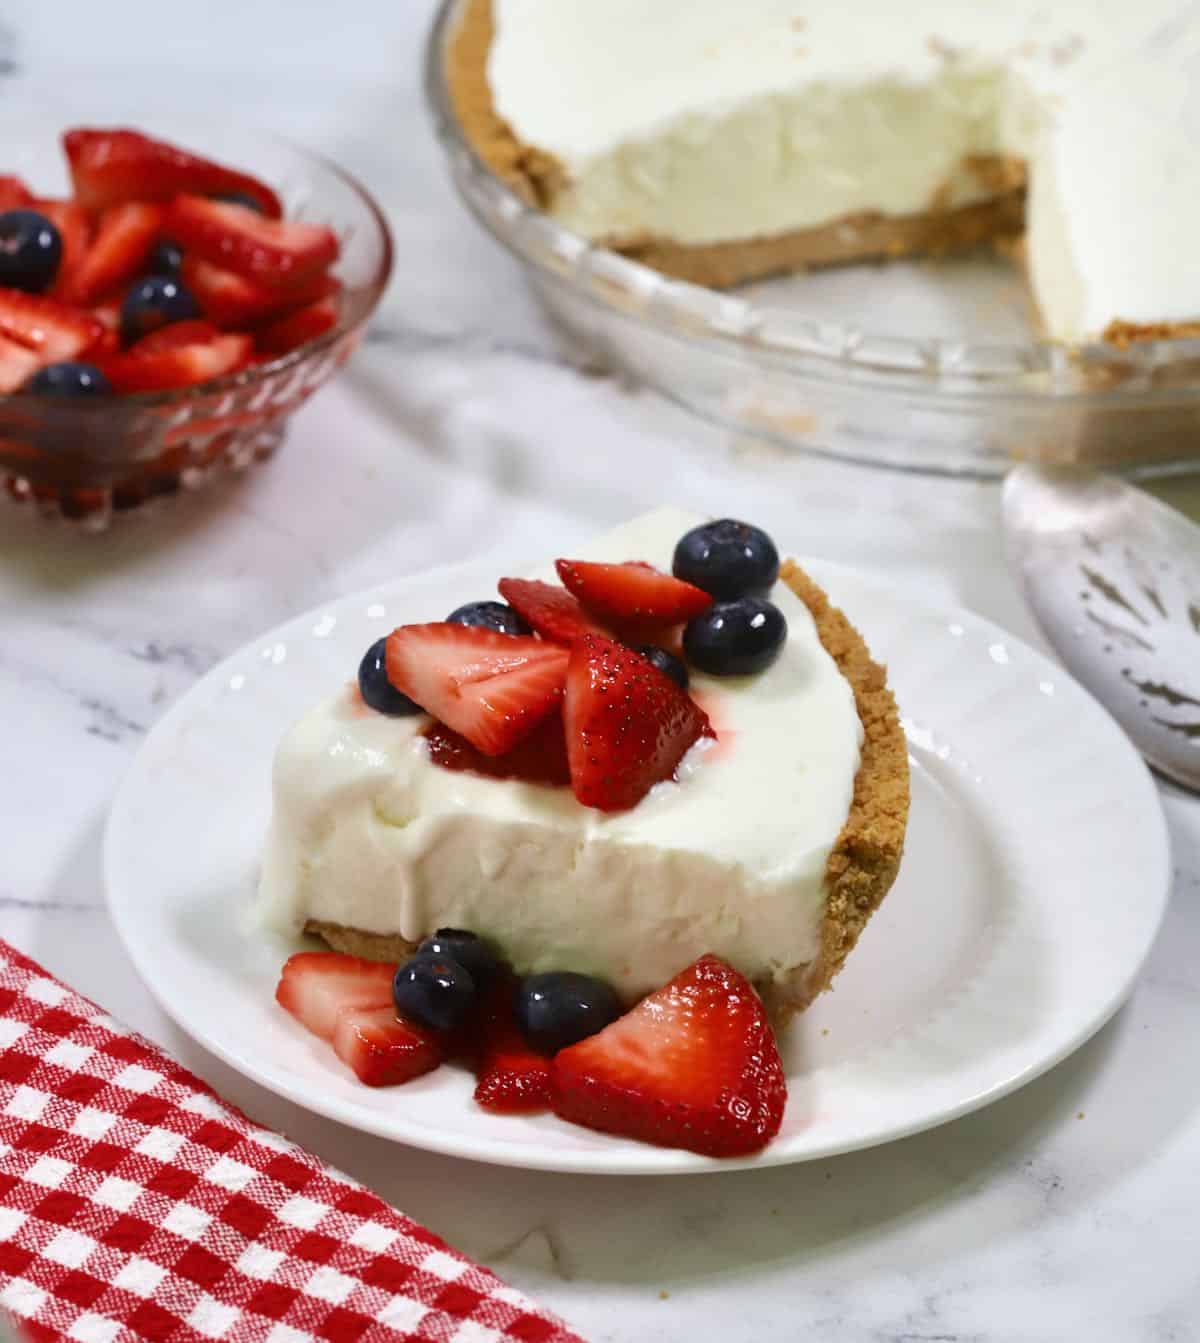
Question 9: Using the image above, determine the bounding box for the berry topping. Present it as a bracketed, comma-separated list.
[35, 199, 91, 300]
[0, 338, 41, 395]
[165, 194, 339, 288]
[424, 713, 571, 788]
[358, 636, 421, 716]
[119, 274, 201, 345]
[563, 634, 710, 811]
[147, 238, 183, 275]
[636, 644, 688, 689]
[0, 177, 34, 212]
[473, 975, 553, 1114]
[0, 209, 62, 293]
[99, 324, 250, 393]
[552, 954, 786, 1157]
[27, 361, 110, 397]
[673, 519, 780, 599]
[62, 202, 163, 305]
[556, 559, 712, 625]
[515, 971, 621, 1055]
[254, 294, 340, 355]
[496, 577, 607, 645]
[275, 951, 396, 1043]
[446, 600, 532, 637]
[212, 190, 268, 214]
[180, 255, 334, 330]
[684, 597, 787, 677]
[0, 289, 102, 362]
[385, 623, 568, 757]
[331, 1004, 443, 1088]
[416, 928, 500, 991]
[392, 955, 477, 1033]
[63, 127, 282, 218]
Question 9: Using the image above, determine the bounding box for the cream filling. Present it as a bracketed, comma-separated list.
[257, 508, 864, 1000]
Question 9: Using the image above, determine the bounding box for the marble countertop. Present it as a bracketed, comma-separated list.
[3, 5, 1200, 1338]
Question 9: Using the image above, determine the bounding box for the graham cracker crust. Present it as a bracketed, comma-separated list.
[306, 561, 910, 1022]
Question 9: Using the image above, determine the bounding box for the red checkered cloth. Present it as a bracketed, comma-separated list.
[0, 940, 585, 1343]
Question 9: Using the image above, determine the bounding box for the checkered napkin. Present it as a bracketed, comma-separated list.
[0, 940, 585, 1343]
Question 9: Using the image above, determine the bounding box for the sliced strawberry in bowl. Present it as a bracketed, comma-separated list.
[0, 176, 34, 210]
[275, 951, 396, 1043]
[332, 1004, 444, 1087]
[385, 623, 569, 757]
[556, 559, 712, 625]
[0, 335, 42, 394]
[63, 202, 163, 305]
[63, 127, 282, 217]
[255, 293, 341, 355]
[181, 256, 335, 329]
[166, 195, 339, 288]
[474, 975, 553, 1114]
[35, 199, 93, 300]
[99, 327, 252, 393]
[563, 634, 710, 811]
[497, 578, 608, 645]
[552, 954, 787, 1157]
[0, 288, 103, 361]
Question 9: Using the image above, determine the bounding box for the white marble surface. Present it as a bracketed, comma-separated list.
[3, 5, 1200, 1339]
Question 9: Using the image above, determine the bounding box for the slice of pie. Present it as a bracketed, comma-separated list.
[257, 509, 909, 1020]
[446, 0, 1200, 344]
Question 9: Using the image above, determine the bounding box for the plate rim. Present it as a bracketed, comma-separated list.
[103, 555, 1172, 1175]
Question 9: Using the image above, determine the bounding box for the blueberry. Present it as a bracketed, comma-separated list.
[0, 209, 62, 293]
[212, 191, 266, 214]
[120, 275, 201, 346]
[636, 644, 688, 689]
[417, 928, 500, 989]
[516, 972, 621, 1055]
[684, 597, 787, 676]
[358, 637, 422, 716]
[673, 519, 780, 599]
[146, 238, 184, 276]
[446, 601, 532, 637]
[26, 362, 111, 397]
[392, 955, 476, 1032]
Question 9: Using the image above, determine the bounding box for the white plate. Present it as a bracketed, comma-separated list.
[104, 556, 1170, 1174]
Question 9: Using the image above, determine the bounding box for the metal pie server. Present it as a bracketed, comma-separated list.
[1003, 464, 1200, 792]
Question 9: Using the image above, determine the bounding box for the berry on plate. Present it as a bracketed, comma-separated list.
[358, 636, 422, 716]
[275, 951, 396, 1042]
[0, 209, 63, 293]
[63, 127, 282, 218]
[385, 622, 569, 757]
[331, 1004, 443, 1087]
[684, 597, 787, 676]
[0, 288, 102, 362]
[424, 712, 572, 787]
[392, 954, 477, 1033]
[474, 975, 553, 1114]
[496, 577, 607, 645]
[673, 519, 780, 599]
[556, 559, 712, 625]
[552, 954, 787, 1157]
[563, 633, 710, 811]
[446, 600, 532, 638]
[63, 202, 164, 305]
[515, 971, 621, 1055]
[99, 324, 251, 393]
[165, 194, 339, 288]
[635, 643, 688, 689]
[27, 361, 110, 397]
[416, 928, 501, 991]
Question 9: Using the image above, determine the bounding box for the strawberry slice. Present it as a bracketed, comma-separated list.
[474, 976, 553, 1114]
[275, 951, 395, 1043]
[0, 176, 34, 210]
[0, 335, 41, 394]
[385, 623, 568, 757]
[181, 256, 335, 329]
[424, 711, 571, 787]
[497, 578, 608, 645]
[99, 328, 252, 392]
[63, 202, 165, 305]
[166, 195, 339, 288]
[36, 200, 92, 300]
[255, 293, 340, 355]
[556, 559, 712, 625]
[63, 127, 282, 218]
[332, 1004, 444, 1087]
[0, 288, 103, 361]
[563, 634, 710, 811]
[552, 954, 786, 1157]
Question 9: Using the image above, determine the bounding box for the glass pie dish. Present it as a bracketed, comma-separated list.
[0, 115, 392, 527]
[424, 0, 1200, 478]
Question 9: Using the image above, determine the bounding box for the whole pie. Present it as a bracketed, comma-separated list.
[446, 0, 1200, 345]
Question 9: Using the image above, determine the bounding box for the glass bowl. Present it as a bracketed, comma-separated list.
[0, 115, 393, 527]
[424, 0, 1200, 478]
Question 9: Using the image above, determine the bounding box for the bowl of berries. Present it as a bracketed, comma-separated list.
[0, 120, 392, 526]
